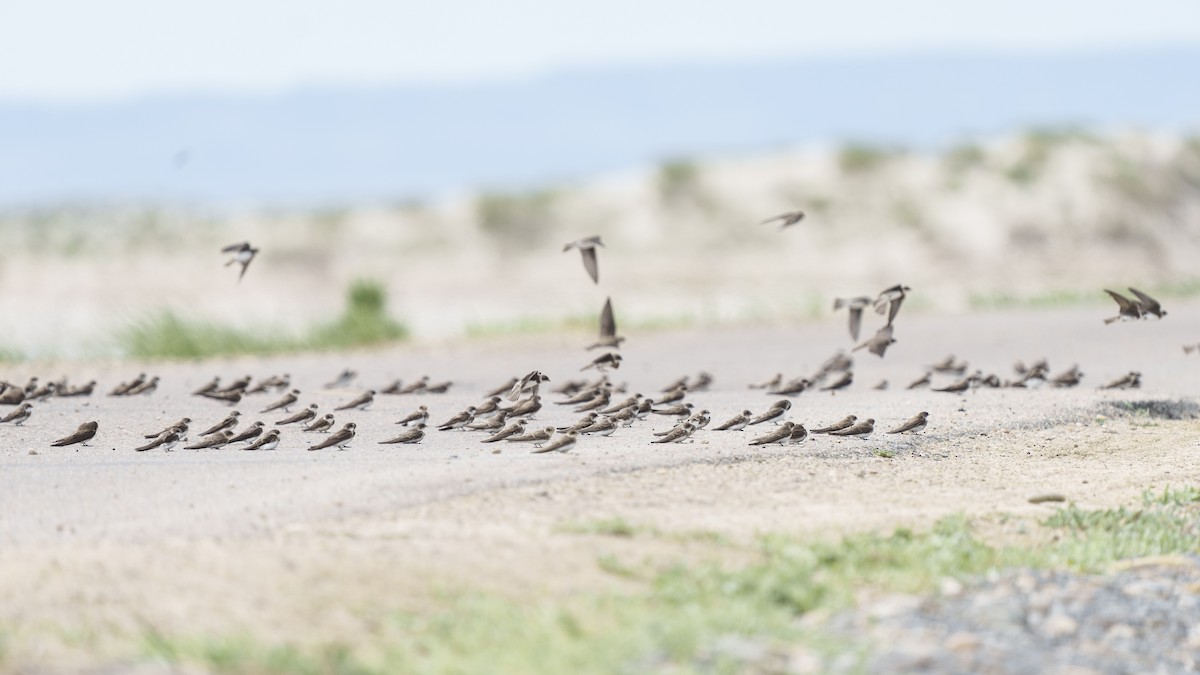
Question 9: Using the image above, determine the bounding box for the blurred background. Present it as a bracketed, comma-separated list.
[1, 0, 1199, 358]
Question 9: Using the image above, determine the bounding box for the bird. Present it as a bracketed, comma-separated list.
[467, 410, 510, 431]
[198, 412, 241, 437]
[506, 395, 543, 419]
[600, 394, 642, 414]
[508, 371, 550, 401]
[243, 430, 281, 451]
[655, 384, 687, 405]
[853, 325, 896, 358]
[930, 355, 968, 375]
[51, 421, 98, 447]
[887, 412, 929, 434]
[229, 421, 266, 444]
[588, 297, 625, 350]
[277, 404, 319, 425]
[335, 390, 375, 411]
[261, 389, 300, 413]
[563, 235, 603, 284]
[762, 210, 806, 230]
[109, 374, 145, 397]
[184, 430, 234, 450]
[395, 376, 429, 395]
[424, 380, 453, 394]
[1127, 287, 1166, 319]
[874, 284, 911, 326]
[574, 390, 612, 413]
[221, 241, 259, 281]
[323, 369, 357, 389]
[1184, 344, 1200, 355]
[482, 420, 528, 443]
[134, 430, 185, 452]
[906, 372, 932, 389]
[933, 376, 973, 393]
[581, 353, 622, 373]
[530, 431, 578, 454]
[748, 400, 791, 426]
[145, 418, 191, 439]
[308, 423, 357, 451]
[833, 296, 873, 341]
[788, 424, 809, 443]
[192, 377, 220, 396]
[559, 413, 601, 434]
[127, 376, 160, 396]
[0, 403, 33, 426]
[246, 374, 290, 394]
[810, 415, 857, 434]
[0, 387, 24, 405]
[652, 402, 695, 419]
[1100, 372, 1141, 390]
[820, 372, 853, 393]
[201, 389, 243, 405]
[1103, 290, 1142, 324]
[303, 414, 337, 433]
[215, 375, 252, 395]
[580, 416, 618, 436]
[652, 423, 696, 444]
[749, 422, 795, 446]
[396, 405, 430, 426]
[506, 426, 555, 447]
[1049, 366, 1084, 388]
[379, 424, 427, 445]
[829, 418, 875, 438]
[474, 396, 504, 419]
[713, 410, 753, 431]
[437, 407, 477, 431]
[768, 378, 810, 396]
[749, 374, 782, 390]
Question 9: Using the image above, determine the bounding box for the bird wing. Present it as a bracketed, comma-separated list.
[599, 298, 616, 339]
[581, 247, 599, 284]
[237, 253, 254, 281]
[1104, 289, 1140, 316]
[1127, 287, 1161, 314]
[886, 295, 905, 325]
[848, 307, 863, 341]
[221, 242, 248, 253]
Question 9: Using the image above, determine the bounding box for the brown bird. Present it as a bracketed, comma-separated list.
[587, 297, 625, 350]
[749, 374, 782, 390]
[829, 418, 875, 438]
[201, 389, 243, 405]
[221, 241, 259, 281]
[713, 410, 753, 431]
[109, 374, 145, 396]
[308, 422, 357, 451]
[229, 421, 266, 444]
[906, 372, 932, 389]
[762, 210, 805, 230]
[1100, 371, 1141, 390]
[1128, 287, 1166, 319]
[335, 390, 375, 411]
[530, 431, 579, 454]
[833, 296, 872, 341]
[51, 421, 99, 447]
[396, 405, 430, 426]
[277, 404, 319, 425]
[886, 412, 929, 434]
[651, 422, 697, 444]
[506, 425, 555, 447]
[1103, 290, 1142, 324]
[563, 235, 604, 284]
[0, 403, 33, 426]
[748, 400, 791, 425]
[508, 371, 551, 401]
[261, 389, 300, 413]
[198, 411, 241, 437]
[244, 430, 281, 451]
[581, 353, 622, 373]
[558, 413, 601, 434]
[126, 376, 160, 396]
[788, 424, 809, 443]
[874, 284, 911, 326]
[852, 325, 895, 358]
[768, 378, 811, 396]
[820, 371, 853, 393]
[482, 420, 527, 443]
[437, 407, 476, 431]
[145, 417, 191, 439]
[184, 430, 234, 450]
[303, 414, 337, 433]
[933, 376, 973, 393]
[467, 410, 510, 431]
[379, 424, 426, 445]
[506, 395, 543, 419]
[192, 377, 221, 396]
[134, 430, 185, 453]
[810, 415, 857, 434]
[749, 422, 795, 446]
[485, 377, 519, 398]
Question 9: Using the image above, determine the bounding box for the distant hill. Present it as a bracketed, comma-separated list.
[1, 46, 1198, 206]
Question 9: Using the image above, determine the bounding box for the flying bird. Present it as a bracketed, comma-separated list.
[832, 296, 872, 341]
[886, 412, 929, 434]
[1103, 290, 1142, 324]
[51, 421, 99, 447]
[1127, 287, 1166, 319]
[563, 236, 604, 284]
[762, 210, 806, 230]
[308, 423, 357, 451]
[587, 297, 625, 350]
[852, 325, 896, 358]
[508, 371, 550, 401]
[874, 284, 911, 326]
[221, 242, 259, 281]
[581, 353, 622, 373]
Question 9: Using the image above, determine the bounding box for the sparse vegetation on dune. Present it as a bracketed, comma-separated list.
[113, 489, 1200, 674]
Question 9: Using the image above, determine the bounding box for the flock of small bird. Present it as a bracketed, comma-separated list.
[0, 218, 1181, 453]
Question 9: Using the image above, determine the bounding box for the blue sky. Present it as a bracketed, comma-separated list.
[3, 0, 1200, 102]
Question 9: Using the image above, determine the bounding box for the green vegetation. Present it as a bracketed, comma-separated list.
[838, 143, 900, 174]
[124, 489, 1200, 674]
[119, 278, 407, 359]
[969, 278, 1200, 311]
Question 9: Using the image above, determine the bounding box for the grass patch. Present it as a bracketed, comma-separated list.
[119, 279, 407, 359]
[32, 489, 1200, 673]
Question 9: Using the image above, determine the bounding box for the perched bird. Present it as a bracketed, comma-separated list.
[907, 372, 932, 390]
[1184, 344, 1200, 355]
[261, 389, 300, 413]
[396, 405, 430, 427]
[811, 415, 857, 434]
[303, 414, 337, 433]
[192, 377, 220, 396]
[788, 424, 809, 443]
[874, 284, 911, 326]
[652, 402, 695, 419]
[395, 376, 429, 395]
[221, 241, 259, 281]
[563, 235, 604, 284]
[748, 400, 791, 426]
[474, 396, 504, 419]
[482, 420, 528, 443]
[229, 421, 266, 444]
[560, 385, 610, 407]
[59, 380, 96, 397]
[437, 407, 477, 431]
[109, 374, 145, 397]
[580, 416, 618, 436]
[574, 390, 612, 412]
[145, 418, 191, 439]
[581, 353, 622, 373]
[127, 376, 160, 396]
[833, 296, 873, 341]
[652, 423, 696, 444]
[201, 389, 243, 405]
[588, 297, 625, 350]
[820, 371, 853, 393]
[829, 418, 875, 438]
[0, 403, 33, 426]
[655, 385, 687, 405]
[134, 430, 185, 452]
[506, 426, 556, 448]
[749, 422, 795, 446]
[762, 210, 806, 230]
[213, 375, 252, 395]
[198, 411, 241, 437]
[323, 369, 357, 389]
[51, 421, 99, 447]
[380, 424, 427, 445]
[246, 374, 290, 394]
[506, 395, 543, 419]
[308, 422, 357, 451]
[713, 410, 753, 431]
[600, 394, 642, 414]
[1128, 287, 1166, 319]
[485, 378, 519, 398]
[508, 371, 550, 401]
[530, 431, 578, 454]
[887, 412, 929, 434]
[1049, 366, 1084, 388]
[335, 390, 375, 411]
[1103, 290, 1142, 324]
[467, 410, 510, 431]
[853, 325, 896, 358]
[424, 380, 453, 394]
[1100, 372, 1142, 390]
[933, 376, 973, 393]
[27, 383, 56, 401]
[749, 374, 782, 390]
[559, 413, 601, 434]
[768, 378, 810, 396]
[0, 387, 24, 405]
[244, 430, 281, 451]
[184, 430, 234, 450]
[277, 404, 319, 425]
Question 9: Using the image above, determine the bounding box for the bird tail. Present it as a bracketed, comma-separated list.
[1103, 316, 1119, 325]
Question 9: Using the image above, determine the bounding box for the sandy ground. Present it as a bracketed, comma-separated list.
[2, 303, 1199, 668]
